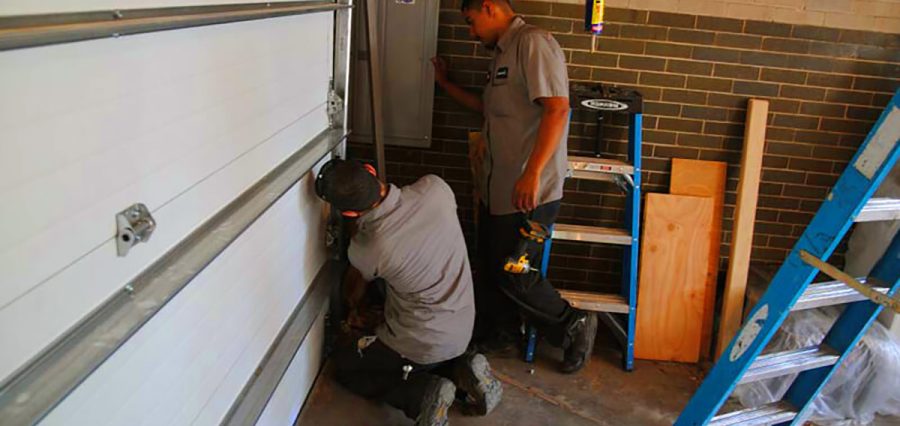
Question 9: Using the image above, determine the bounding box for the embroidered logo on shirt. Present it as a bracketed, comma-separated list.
[495, 67, 509, 79]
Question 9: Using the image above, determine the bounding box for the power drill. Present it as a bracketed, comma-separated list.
[503, 219, 550, 274]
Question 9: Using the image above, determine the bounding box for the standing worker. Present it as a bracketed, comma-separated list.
[316, 159, 502, 426]
[432, 0, 597, 373]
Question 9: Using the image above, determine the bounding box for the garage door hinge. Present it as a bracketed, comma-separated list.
[327, 84, 343, 128]
[116, 203, 156, 257]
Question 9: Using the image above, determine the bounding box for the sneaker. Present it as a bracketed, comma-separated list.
[415, 377, 456, 426]
[560, 312, 598, 374]
[454, 353, 503, 416]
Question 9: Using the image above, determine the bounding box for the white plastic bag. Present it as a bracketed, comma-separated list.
[732, 306, 900, 425]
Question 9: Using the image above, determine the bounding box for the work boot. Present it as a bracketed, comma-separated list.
[560, 311, 598, 374]
[415, 377, 456, 426]
[454, 353, 503, 416]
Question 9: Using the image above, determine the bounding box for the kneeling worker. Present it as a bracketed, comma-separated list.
[315, 159, 502, 426]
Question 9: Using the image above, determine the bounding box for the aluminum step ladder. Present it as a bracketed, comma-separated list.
[524, 84, 643, 371]
[676, 89, 900, 425]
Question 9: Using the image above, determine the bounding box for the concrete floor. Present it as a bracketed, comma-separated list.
[296, 330, 705, 426]
[295, 328, 900, 425]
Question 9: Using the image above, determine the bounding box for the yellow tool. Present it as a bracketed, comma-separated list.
[503, 220, 550, 274]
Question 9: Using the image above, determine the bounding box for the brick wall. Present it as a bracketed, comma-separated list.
[548, 0, 900, 34]
[349, 1, 900, 294]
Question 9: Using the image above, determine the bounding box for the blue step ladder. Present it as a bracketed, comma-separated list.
[676, 89, 900, 425]
[525, 84, 643, 371]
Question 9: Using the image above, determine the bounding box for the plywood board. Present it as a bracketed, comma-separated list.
[670, 159, 728, 360]
[717, 99, 769, 358]
[635, 193, 714, 363]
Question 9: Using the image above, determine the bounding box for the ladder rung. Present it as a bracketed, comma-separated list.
[793, 279, 889, 311]
[739, 346, 839, 384]
[558, 290, 629, 314]
[710, 401, 797, 426]
[855, 197, 900, 222]
[568, 156, 633, 181]
[552, 224, 632, 245]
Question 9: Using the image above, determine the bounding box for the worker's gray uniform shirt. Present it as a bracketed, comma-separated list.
[481, 16, 570, 215]
[348, 175, 475, 364]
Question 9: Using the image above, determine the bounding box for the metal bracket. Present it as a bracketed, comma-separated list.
[116, 203, 156, 257]
[327, 85, 343, 128]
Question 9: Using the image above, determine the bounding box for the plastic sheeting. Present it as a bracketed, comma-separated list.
[732, 306, 900, 425]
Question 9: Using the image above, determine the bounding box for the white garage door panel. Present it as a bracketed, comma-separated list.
[0, 12, 334, 383]
[255, 309, 325, 426]
[39, 177, 328, 426]
[0, 0, 316, 16]
[0, 12, 333, 308]
[0, 107, 328, 384]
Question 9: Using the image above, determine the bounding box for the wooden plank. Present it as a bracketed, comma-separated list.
[716, 99, 769, 358]
[635, 193, 714, 363]
[670, 159, 728, 361]
[558, 290, 629, 314]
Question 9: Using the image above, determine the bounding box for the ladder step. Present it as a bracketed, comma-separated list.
[568, 156, 633, 182]
[793, 279, 890, 311]
[855, 197, 900, 222]
[558, 290, 629, 314]
[552, 224, 632, 245]
[710, 401, 797, 426]
[739, 346, 839, 384]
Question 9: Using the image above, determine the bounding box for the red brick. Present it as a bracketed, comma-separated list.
[666, 59, 713, 76]
[761, 69, 807, 85]
[620, 24, 668, 41]
[807, 73, 853, 89]
[687, 76, 733, 92]
[789, 158, 833, 173]
[813, 146, 856, 161]
[693, 46, 742, 63]
[780, 85, 827, 101]
[762, 38, 810, 54]
[640, 72, 686, 88]
[657, 117, 703, 132]
[677, 133, 722, 148]
[591, 68, 639, 84]
[714, 63, 760, 80]
[662, 88, 708, 105]
[648, 11, 696, 28]
[799, 102, 846, 118]
[645, 42, 692, 58]
[733, 81, 779, 97]
[773, 114, 820, 130]
[697, 16, 743, 33]
[682, 105, 727, 121]
[668, 28, 714, 44]
[820, 118, 872, 134]
[595, 38, 645, 54]
[715, 33, 762, 49]
[620, 55, 667, 71]
[766, 142, 812, 157]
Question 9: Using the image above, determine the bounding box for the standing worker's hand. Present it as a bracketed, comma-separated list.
[513, 169, 540, 212]
[431, 56, 449, 86]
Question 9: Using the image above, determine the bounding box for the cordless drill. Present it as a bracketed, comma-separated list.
[503, 219, 550, 274]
